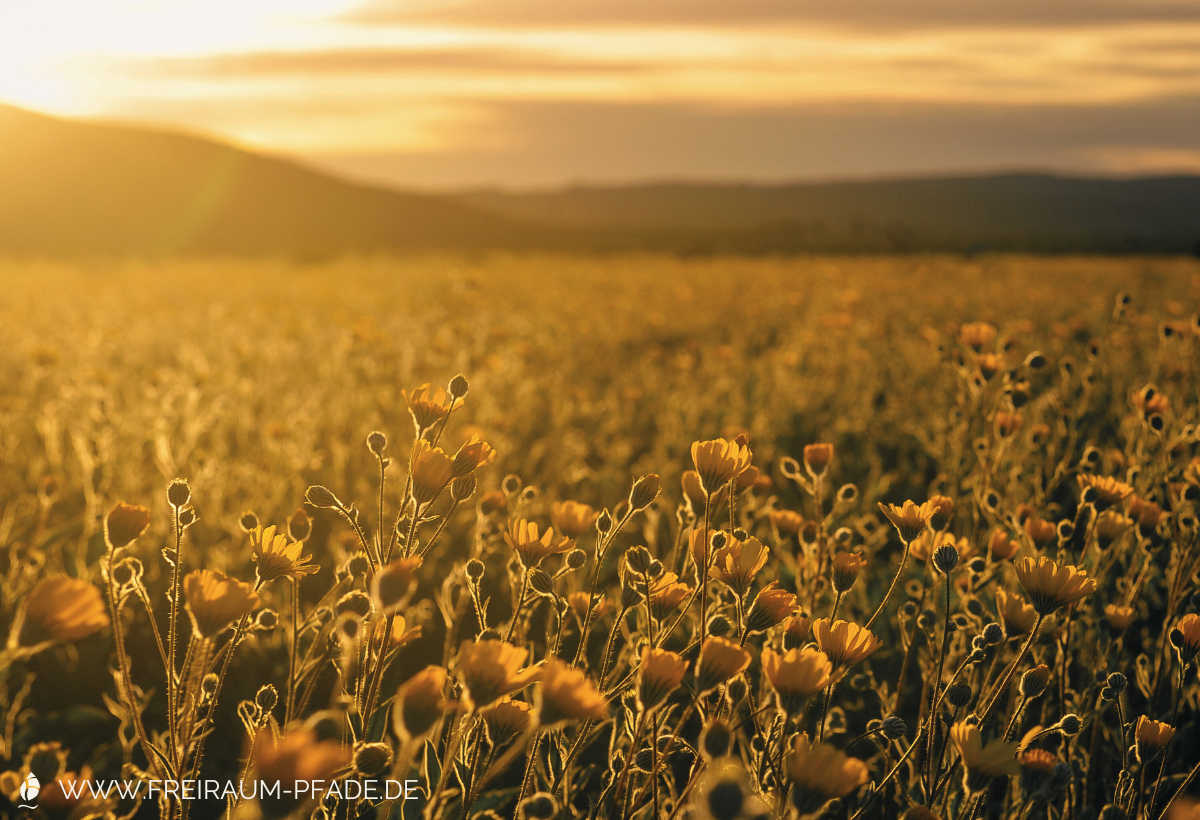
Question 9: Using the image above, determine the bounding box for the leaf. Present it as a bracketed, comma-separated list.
[422, 736, 441, 794]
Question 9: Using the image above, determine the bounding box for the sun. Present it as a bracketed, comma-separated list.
[0, 0, 364, 113]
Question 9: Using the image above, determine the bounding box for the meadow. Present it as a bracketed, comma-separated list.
[0, 253, 1197, 819]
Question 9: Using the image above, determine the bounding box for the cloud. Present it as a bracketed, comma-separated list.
[301, 95, 1200, 188]
[344, 0, 1200, 31]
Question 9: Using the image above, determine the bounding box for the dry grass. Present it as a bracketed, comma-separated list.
[0, 253, 1198, 819]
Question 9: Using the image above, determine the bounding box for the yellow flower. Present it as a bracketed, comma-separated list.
[926, 495, 956, 530]
[536, 659, 607, 727]
[390, 614, 422, 647]
[252, 729, 350, 814]
[768, 508, 806, 537]
[762, 647, 832, 715]
[996, 589, 1039, 635]
[393, 665, 449, 740]
[802, 443, 834, 477]
[786, 733, 868, 797]
[681, 470, 738, 516]
[402, 383, 457, 434]
[638, 647, 688, 710]
[251, 524, 319, 583]
[505, 519, 574, 567]
[646, 571, 693, 619]
[1104, 604, 1135, 631]
[987, 528, 1020, 561]
[1014, 556, 1095, 615]
[1127, 496, 1164, 532]
[454, 639, 541, 710]
[994, 411, 1023, 438]
[1078, 474, 1134, 509]
[1020, 748, 1058, 774]
[959, 321, 997, 351]
[1134, 716, 1175, 762]
[831, 551, 867, 592]
[184, 570, 259, 638]
[18, 575, 109, 646]
[1168, 798, 1200, 820]
[690, 437, 753, 496]
[783, 614, 811, 644]
[745, 581, 797, 633]
[710, 535, 769, 594]
[1023, 514, 1058, 547]
[879, 499, 935, 542]
[1173, 613, 1200, 659]
[480, 697, 534, 746]
[568, 591, 613, 624]
[1094, 511, 1133, 549]
[410, 440, 456, 505]
[813, 618, 881, 668]
[550, 501, 599, 539]
[696, 636, 751, 694]
[951, 721, 1019, 783]
[103, 501, 151, 550]
[371, 556, 422, 614]
[911, 532, 974, 564]
[452, 435, 496, 477]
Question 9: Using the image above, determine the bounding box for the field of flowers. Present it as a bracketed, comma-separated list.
[0, 253, 1198, 819]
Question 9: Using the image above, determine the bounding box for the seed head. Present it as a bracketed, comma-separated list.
[353, 742, 393, 776]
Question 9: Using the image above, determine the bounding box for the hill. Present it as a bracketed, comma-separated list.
[459, 175, 1200, 254]
[0, 104, 521, 256]
[2, 104, 1199, 255]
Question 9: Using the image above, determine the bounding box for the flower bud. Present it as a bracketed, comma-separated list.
[466, 558, 485, 581]
[255, 684, 278, 713]
[1057, 714, 1081, 735]
[701, 718, 733, 759]
[528, 568, 555, 598]
[933, 544, 960, 574]
[1020, 664, 1051, 699]
[288, 508, 312, 542]
[448, 374, 469, 399]
[625, 545, 652, 574]
[255, 608, 279, 631]
[946, 682, 972, 708]
[596, 509, 613, 534]
[167, 478, 191, 507]
[367, 430, 388, 456]
[306, 485, 341, 509]
[882, 715, 907, 739]
[519, 793, 557, 820]
[629, 473, 661, 510]
[451, 474, 477, 502]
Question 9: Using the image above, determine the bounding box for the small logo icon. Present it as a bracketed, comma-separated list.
[18, 771, 39, 809]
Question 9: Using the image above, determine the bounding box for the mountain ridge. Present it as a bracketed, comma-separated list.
[2, 104, 1199, 256]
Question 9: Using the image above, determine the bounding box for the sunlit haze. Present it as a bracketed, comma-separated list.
[3, 0, 1200, 188]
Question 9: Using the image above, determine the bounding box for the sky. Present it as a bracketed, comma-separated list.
[2, 0, 1200, 189]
